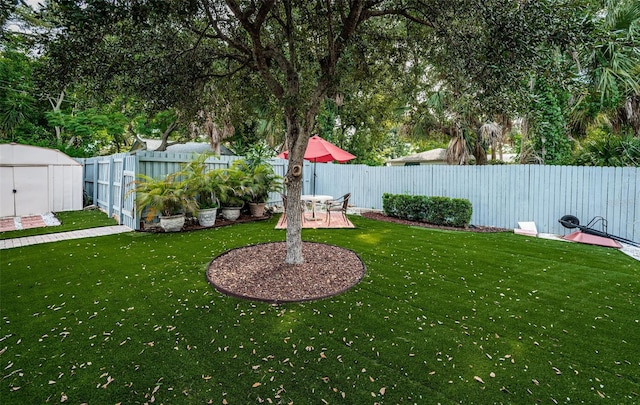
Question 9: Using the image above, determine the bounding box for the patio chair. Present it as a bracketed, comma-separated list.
[324, 193, 351, 225]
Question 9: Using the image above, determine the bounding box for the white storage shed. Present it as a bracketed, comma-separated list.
[0, 143, 83, 217]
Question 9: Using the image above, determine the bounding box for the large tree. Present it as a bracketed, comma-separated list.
[45, 0, 590, 263]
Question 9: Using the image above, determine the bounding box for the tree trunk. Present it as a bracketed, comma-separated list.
[625, 95, 640, 137]
[284, 172, 304, 264]
[155, 121, 179, 151]
[49, 89, 65, 144]
[283, 115, 309, 265]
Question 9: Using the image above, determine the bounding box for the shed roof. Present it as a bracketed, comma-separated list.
[131, 138, 234, 155]
[386, 148, 447, 164]
[0, 143, 81, 166]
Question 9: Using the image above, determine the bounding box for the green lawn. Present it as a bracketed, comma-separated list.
[1, 214, 638, 404]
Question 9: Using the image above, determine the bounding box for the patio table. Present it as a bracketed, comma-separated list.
[301, 194, 333, 220]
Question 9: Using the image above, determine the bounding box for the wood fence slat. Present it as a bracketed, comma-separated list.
[80, 152, 640, 240]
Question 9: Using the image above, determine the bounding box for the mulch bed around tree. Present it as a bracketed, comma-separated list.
[207, 242, 366, 303]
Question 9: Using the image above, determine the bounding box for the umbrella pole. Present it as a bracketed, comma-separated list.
[313, 160, 317, 197]
[312, 160, 317, 218]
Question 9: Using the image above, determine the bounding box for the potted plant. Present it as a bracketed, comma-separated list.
[218, 161, 250, 221]
[245, 162, 283, 217]
[182, 154, 222, 227]
[130, 173, 197, 232]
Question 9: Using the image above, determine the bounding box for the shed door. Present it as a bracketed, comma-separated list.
[0, 166, 49, 216]
[0, 167, 15, 217]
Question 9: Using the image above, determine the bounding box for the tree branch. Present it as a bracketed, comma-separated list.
[225, 0, 287, 101]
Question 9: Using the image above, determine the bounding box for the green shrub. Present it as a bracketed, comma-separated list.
[425, 196, 472, 227]
[382, 193, 472, 228]
[382, 194, 428, 221]
[381, 193, 400, 217]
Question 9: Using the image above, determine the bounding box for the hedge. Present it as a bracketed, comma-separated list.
[382, 193, 472, 228]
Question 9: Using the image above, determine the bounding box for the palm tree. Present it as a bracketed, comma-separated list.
[571, 0, 640, 137]
[480, 122, 503, 161]
[413, 89, 487, 165]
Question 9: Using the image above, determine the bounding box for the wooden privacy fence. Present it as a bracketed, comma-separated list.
[313, 163, 639, 242]
[78, 151, 292, 230]
[79, 151, 639, 242]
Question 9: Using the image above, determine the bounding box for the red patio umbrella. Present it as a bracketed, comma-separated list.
[277, 135, 356, 163]
[277, 135, 356, 195]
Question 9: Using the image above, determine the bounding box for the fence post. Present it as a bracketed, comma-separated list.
[106, 157, 114, 217]
[92, 159, 98, 205]
[132, 154, 140, 230]
[116, 157, 125, 225]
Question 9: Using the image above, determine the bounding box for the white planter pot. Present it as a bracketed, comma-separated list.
[197, 208, 218, 227]
[221, 207, 241, 221]
[160, 214, 185, 232]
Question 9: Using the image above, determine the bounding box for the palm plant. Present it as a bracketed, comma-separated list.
[181, 153, 222, 210]
[572, 133, 640, 166]
[131, 173, 197, 221]
[239, 144, 283, 204]
[245, 162, 283, 204]
[218, 161, 251, 208]
[571, 0, 640, 137]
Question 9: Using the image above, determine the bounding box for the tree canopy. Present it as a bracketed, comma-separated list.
[8, 0, 628, 263]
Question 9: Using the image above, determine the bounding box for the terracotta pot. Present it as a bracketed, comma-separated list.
[249, 202, 266, 217]
[159, 214, 185, 232]
[197, 208, 218, 227]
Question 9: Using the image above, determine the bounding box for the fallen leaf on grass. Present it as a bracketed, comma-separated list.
[101, 376, 114, 389]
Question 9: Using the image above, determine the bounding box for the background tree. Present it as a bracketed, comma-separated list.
[570, 0, 640, 138]
[0, 44, 37, 140]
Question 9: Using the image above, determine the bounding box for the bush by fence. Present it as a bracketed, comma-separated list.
[382, 193, 473, 228]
